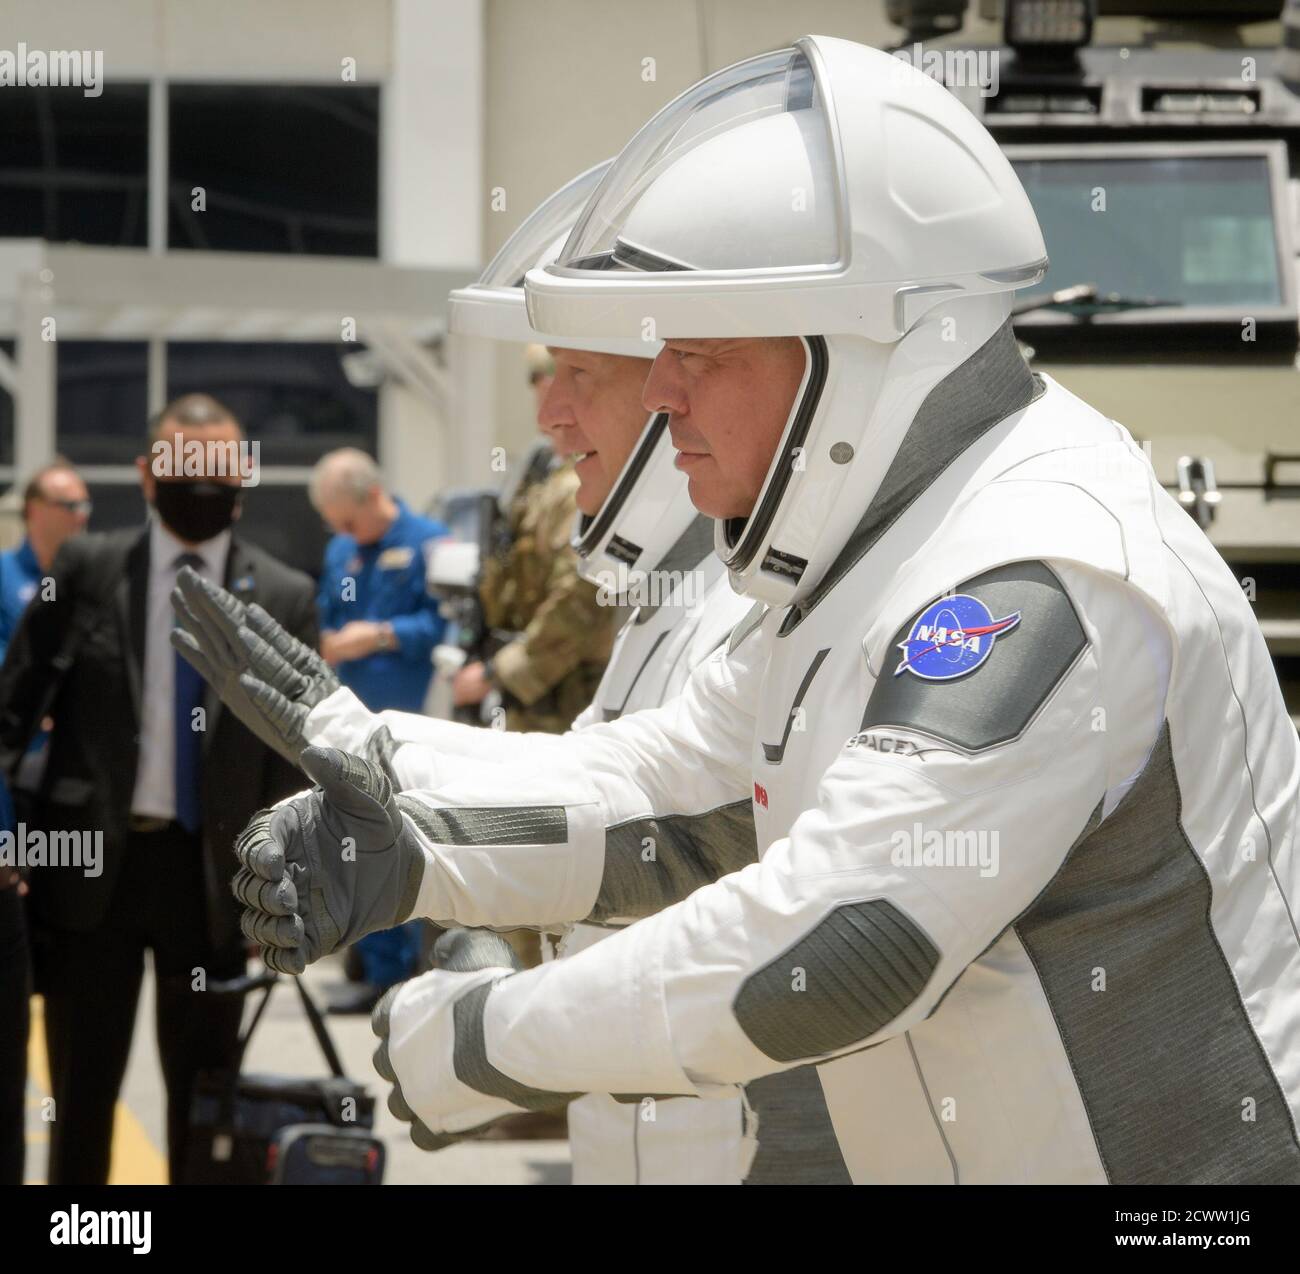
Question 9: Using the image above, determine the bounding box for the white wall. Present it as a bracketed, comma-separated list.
[0, 0, 392, 79]
[380, 0, 485, 509]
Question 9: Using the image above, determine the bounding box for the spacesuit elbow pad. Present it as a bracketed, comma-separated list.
[733, 899, 940, 1063]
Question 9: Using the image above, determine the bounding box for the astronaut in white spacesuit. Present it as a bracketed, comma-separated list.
[173, 164, 845, 1183]
[220, 37, 1300, 1183]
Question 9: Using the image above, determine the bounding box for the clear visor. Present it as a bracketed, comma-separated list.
[453, 156, 664, 355]
[555, 47, 842, 276]
[478, 160, 613, 289]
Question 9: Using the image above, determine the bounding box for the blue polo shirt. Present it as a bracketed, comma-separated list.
[0, 538, 41, 665]
[0, 538, 43, 834]
[318, 500, 449, 712]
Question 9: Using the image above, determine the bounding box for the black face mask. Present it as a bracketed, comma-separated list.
[152, 480, 240, 544]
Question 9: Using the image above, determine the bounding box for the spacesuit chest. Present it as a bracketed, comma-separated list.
[591, 563, 746, 723]
[592, 602, 686, 722]
[750, 603, 871, 849]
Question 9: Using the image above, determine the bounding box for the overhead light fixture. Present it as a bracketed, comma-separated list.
[886, 0, 970, 43]
[1004, 0, 1096, 63]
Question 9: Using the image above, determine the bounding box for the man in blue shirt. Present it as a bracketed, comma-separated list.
[312, 449, 449, 713]
[0, 460, 92, 660]
[310, 448, 448, 1010]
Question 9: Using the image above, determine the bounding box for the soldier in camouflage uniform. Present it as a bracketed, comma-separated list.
[452, 347, 616, 733]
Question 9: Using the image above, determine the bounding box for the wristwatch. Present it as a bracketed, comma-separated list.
[375, 622, 399, 652]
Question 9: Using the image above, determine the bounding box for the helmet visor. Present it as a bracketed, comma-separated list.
[452, 159, 660, 353]
[479, 160, 612, 289]
[555, 47, 843, 277]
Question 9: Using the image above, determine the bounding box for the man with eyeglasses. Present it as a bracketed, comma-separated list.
[0, 459, 91, 660]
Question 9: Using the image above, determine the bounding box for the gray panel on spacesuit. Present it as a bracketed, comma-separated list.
[398, 797, 568, 847]
[862, 560, 1086, 751]
[744, 1065, 851, 1183]
[631, 514, 716, 625]
[727, 602, 769, 654]
[655, 512, 716, 578]
[592, 798, 758, 923]
[1016, 725, 1300, 1184]
[362, 723, 398, 778]
[452, 981, 581, 1110]
[733, 898, 940, 1063]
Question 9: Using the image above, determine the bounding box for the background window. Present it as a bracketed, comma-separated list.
[166, 342, 379, 467]
[0, 84, 149, 246]
[55, 342, 150, 466]
[167, 85, 379, 256]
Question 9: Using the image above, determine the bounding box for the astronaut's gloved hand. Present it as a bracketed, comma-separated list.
[170, 566, 342, 769]
[232, 745, 429, 974]
[170, 570, 298, 764]
[371, 952, 577, 1152]
[241, 593, 341, 707]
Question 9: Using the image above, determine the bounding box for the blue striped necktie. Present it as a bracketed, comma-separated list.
[173, 552, 206, 834]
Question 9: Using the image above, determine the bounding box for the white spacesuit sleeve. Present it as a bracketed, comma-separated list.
[458, 561, 1172, 1098]
[568, 698, 603, 732]
[378, 624, 765, 931]
[305, 684, 583, 786]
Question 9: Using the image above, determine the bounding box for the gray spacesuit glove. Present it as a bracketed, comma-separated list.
[371, 929, 525, 1152]
[232, 745, 429, 975]
[241, 592, 341, 707]
[169, 566, 342, 770]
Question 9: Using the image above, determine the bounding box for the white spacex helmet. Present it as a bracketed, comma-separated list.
[525, 36, 1048, 607]
[448, 162, 701, 591]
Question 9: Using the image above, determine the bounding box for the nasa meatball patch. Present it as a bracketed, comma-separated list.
[862, 561, 1086, 751]
[893, 594, 1021, 682]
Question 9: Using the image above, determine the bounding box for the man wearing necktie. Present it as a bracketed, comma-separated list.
[0, 394, 317, 1184]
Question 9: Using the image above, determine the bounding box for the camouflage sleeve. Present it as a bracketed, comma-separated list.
[491, 547, 613, 706]
[490, 480, 615, 706]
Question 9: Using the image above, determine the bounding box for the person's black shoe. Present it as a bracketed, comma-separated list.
[324, 981, 383, 1016]
[343, 946, 366, 983]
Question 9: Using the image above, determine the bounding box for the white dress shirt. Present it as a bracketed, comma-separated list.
[129, 517, 231, 820]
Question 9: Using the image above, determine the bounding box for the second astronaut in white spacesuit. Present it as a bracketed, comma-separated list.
[218, 37, 1300, 1183]
[174, 162, 845, 1183]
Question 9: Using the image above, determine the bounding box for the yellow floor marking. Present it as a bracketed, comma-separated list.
[26, 996, 168, 1185]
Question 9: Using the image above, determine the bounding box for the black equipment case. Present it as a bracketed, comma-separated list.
[183, 971, 384, 1185]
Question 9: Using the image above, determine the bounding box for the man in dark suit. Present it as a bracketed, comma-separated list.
[0, 394, 317, 1185]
